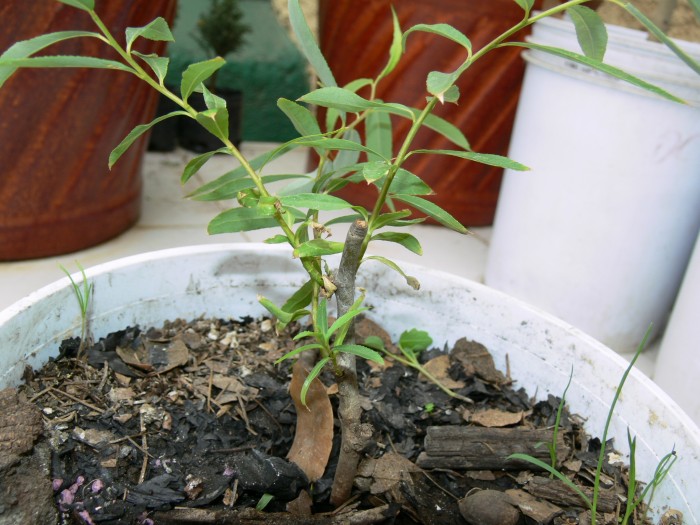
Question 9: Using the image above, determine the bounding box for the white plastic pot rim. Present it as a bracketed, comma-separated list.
[0, 243, 698, 522]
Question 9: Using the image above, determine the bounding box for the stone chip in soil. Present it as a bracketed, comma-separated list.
[5, 315, 664, 524]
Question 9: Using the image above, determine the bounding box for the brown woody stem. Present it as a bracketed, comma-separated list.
[330, 219, 370, 506]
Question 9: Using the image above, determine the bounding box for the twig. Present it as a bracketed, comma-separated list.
[51, 387, 104, 414]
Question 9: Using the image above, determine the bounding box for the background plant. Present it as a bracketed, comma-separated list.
[1, 0, 697, 509]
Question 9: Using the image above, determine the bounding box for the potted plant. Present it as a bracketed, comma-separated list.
[485, 0, 700, 354]
[178, 0, 250, 152]
[1, 0, 699, 522]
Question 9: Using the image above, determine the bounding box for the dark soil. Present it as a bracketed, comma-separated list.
[2, 316, 665, 525]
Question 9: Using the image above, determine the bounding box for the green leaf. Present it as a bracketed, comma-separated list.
[376, 7, 403, 83]
[265, 234, 289, 244]
[294, 239, 345, 258]
[125, 17, 174, 53]
[332, 129, 363, 172]
[202, 84, 227, 109]
[363, 255, 420, 290]
[289, 0, 336, 87]
[192, 174, 304, 202]
[334, 344, 385, 365]
[362, 161, 390, 184]
[371, 210, 412, 230]
[506, 42, 686, 104]
[327, 307, 370, 342]
[282, 280, 314, 314]
[427, 70, 459, 102]
[299, 86, 378, 112]
[181, 148, 229, 184]
[623, 4, 700, 76]
[57, 0, 94, 11]
[300, 357, 330, 406]
[387, 169, 432, 196]
[279, 193, 351, 211]
[295, 136, 386, 160]
[410, 149, 529, 171]
[255, 493, 274, 511]
[180, 58, 225, 102]
[422, 113, 470, 150]
[403, 23, 472, 53]
[208, 206, 279, 234]
[0, 55, 133, 73]
[392, 194, 468, 234]
[567, 5, 607, 62]
[195, 106, 229, 141]
[363, 335, 385, 352]
[0, 30, 102, 87]
[513, 0, 535, 14]
[371, 232, 423, 255]
[258, 295, 295, 324]
[278, 98, 322, 137]
[275, 343, 324, 364]
[109, 110, 190, 168]
[365, 110, 393, 162]
[132, 51, 170, 84]
[399, 329, 432, 353]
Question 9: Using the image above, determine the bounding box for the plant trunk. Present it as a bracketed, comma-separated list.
[330, 219, 370, 506]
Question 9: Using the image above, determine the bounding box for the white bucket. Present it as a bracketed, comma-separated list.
[655, 230, 700, 425]
[0, 244, 698, 521]
[486, 14, 700, 353]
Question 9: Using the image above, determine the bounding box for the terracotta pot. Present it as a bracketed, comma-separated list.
[317, 0, 541, 226]
[0, 0, 177, 260]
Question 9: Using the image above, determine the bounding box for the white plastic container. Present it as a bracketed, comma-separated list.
[485, 15, 700, 353]
[0, 244, 698, 521]
[655, 230, 700, 425]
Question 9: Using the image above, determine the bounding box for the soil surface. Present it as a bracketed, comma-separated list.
[597, 0, 700, 42]
[2, 316, 675, 525]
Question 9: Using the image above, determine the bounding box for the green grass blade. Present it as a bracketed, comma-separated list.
[300, 357, 330, 406]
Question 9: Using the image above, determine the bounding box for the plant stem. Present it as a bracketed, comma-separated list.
[330, 219, 369, 506]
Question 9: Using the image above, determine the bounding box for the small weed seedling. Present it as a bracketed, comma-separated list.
[59, 262, 93, 357]
[510, 326, 677, 525]
[1, 0, 696, 509]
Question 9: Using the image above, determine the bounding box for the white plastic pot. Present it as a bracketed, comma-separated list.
[654, 230, 700, 425]
[485, 15, 700, 353]
[0, 244, 698, 521]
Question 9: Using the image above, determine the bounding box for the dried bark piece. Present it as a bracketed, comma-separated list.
[470, 408, 523, 428]
[287, 360, 334, 482]
[0, 388, 42, 470]
[451, 338, 507, 385]
[357, 452, 421, 495]
[524, 476, 617, 513]
[506, 488, 563, 523]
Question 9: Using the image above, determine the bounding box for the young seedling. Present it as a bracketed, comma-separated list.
[509, 325, 677, 525]
[59, 261, 93, 357]
[1, 0, 696, 510]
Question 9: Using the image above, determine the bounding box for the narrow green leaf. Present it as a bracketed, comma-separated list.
[282, 280, 314, 314]
[278, 98, 322, 138]
[295, 136, 386, 160]
[363, 336, 385, 352]
[332, 129, 363, 172]
[289, 0, 336, 87]
[279, 193, 351, 211]
[180, 58, 225, 102]
[371, 210, 412, 230]
[255, 493, 274, 511]
[195, 106, 229, 141]
[300, 357, 330, 406]
[422, 113, 470, 150]
[192, 174, 304, 202]
[317, 298, 329, 337]
[293, 239, 345, 258]
[132, 51, 169, 84]
[399, 329, 432, 353]
[506, 42, 686, 104]
[623, 4, 700, 76]
[371, 232, 423, 255]
[259, 295, 295, 323]
[208, 206, 279, 234]
[363, 255, 420, 290]
[387, 169, 432, 195]
[0, 30, 102, 87]
[362, 161, 390, 184]
[181, 148, 229, 184]
[125, 17, 174, 53]
[327, 307, 370, 340]
[274, 343, 324, 364]
[567, 5, 607, 61]
[393, 194, 468, 234]
[57, 0, 94, 11]
[508, 454, 592, 507]
[376, 7, 404, 82]
[366, 110, 393, 162]
[403, 23, 472, 53]
[299, 86, 378, 112]
[0, 55, 133, 73]
[109, 110, 189, 168]
[265, 234, 289, 244]
[334, 344, 385, 365]
[410, 149, 529, 171]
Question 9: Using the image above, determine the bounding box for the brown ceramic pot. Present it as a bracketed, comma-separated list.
[0, 1, 177, 260]
[318, 0, 542, 226]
